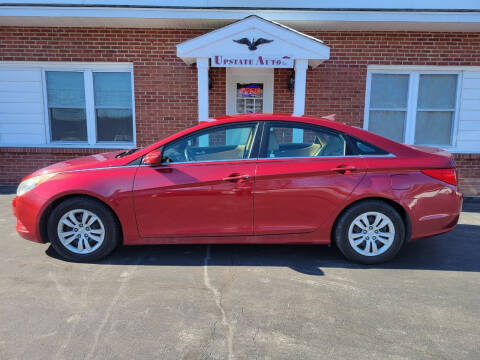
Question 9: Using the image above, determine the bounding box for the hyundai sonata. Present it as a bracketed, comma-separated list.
[12, 114, 462, 264]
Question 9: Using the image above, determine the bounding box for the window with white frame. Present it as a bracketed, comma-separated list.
[365, 71, 460, 147]
[45, 69, 134, 146]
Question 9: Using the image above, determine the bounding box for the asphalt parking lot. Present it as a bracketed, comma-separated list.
[0, 193, 479, 360]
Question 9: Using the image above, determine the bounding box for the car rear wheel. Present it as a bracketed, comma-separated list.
[334, 200, 405, 264]
[47, 197, 120, 262]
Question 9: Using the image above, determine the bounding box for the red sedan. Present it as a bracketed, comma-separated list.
[12, 114, 462, 264]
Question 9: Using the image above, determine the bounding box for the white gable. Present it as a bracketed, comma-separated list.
[177, 15, 330, 68]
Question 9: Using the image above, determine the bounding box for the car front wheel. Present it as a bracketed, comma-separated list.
[47, 197, 120, 262]
[334, 200, 406, 264]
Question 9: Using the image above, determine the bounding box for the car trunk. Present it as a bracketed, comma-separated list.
[406, 145, 456, 167]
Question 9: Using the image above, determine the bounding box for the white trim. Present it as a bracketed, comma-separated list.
[293, 59, 308, 116]
[0, 61, 133, 71]
[40, 69, 49, 145]
[84, 70, 96, 145]
[362, 71, 372, 133]
[364, 67, 463, 152]
[130, 67, 137, 148]
[368, 65, 480, 72]
[3, 5, 480, 32]
[2, 1, 479, 10]
[452, 74, 463, 149]
[404, 72, 419, 144]
[196, 57, 209, 122]
[1, 143, 135, 149]
[226, 68, 274, 115]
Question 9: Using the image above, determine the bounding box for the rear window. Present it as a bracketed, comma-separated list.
[350, 137, 389, 156]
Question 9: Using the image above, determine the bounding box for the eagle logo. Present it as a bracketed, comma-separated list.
[233, 37, 274, 51]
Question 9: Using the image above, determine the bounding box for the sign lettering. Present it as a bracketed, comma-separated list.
[211, 55, 294, 68]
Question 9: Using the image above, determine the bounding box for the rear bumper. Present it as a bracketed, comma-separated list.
[407, 187, 463, 241]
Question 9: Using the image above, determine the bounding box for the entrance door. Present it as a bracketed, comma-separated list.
[226, 68, 273, 114]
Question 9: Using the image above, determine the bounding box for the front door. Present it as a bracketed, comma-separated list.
[133, 122, 259, 238]
[226, 68, 273, 114]
[254, 121, 367, 235]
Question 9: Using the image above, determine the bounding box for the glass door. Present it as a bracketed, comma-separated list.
[226, 68, 273, 115]
[236, 83, 264, 114]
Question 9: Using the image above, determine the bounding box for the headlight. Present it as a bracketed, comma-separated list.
[16, 173, 56, 196]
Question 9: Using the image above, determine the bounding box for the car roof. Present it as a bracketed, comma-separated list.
[201, 113, 349, 132]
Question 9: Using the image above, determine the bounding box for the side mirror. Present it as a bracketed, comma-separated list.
[143, 149, 163, 166]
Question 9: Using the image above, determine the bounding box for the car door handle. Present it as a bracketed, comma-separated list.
[331, 165, 356, 174]
[222, 173, 250, 182]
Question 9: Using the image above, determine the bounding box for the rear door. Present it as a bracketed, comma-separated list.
[254, 121, 366, 235]
[133, 122, 260, 238]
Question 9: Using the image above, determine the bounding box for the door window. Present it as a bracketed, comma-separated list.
[162, 123, 258, 163]
[264, 123, 347, 158]
[236, 83, 263, 113]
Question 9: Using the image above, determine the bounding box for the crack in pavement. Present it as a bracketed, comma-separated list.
[85, 257, 142, 360]
[53, 266, 106, 360]
[203, 245, 234, 360]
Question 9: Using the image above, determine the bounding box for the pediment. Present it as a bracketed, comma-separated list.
[177, 15, 330, 68]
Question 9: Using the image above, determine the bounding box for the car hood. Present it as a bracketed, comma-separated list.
[25, 150, 132, 180]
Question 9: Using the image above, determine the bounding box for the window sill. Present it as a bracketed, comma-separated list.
[0, 144, 136, 155]
[0, 142, 135, 150]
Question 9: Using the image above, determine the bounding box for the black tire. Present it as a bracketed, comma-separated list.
[334, 200, 405, 264]
[47, 196, 120, 262]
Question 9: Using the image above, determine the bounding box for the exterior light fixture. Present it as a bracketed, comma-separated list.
[288, 70, 295, 93]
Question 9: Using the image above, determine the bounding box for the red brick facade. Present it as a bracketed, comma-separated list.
[0, 27, 479, 195]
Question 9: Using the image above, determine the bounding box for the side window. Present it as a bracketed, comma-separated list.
[350, 137, 389, 156]
[265, 123, 346, 158]
[162, 123, 257, 163]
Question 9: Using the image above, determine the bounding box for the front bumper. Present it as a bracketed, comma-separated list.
[12, 195, 44, 243]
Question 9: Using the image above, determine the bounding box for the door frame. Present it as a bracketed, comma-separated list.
[226, 68, 274, 115]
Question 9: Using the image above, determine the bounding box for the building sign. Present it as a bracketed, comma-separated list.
[211, 54, 294, 68]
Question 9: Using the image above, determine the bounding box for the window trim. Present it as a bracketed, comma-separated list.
[41, 64, 136, 148]
[364, 68, 462, 151]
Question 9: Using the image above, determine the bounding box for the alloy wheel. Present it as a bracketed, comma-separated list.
[348, 211, 395, 256]
[56, 209, 105, 254]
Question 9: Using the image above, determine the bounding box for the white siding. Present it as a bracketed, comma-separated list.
[457, 71, 480, 153]
[0, 67, 46, 146]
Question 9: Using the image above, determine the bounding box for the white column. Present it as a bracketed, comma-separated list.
[196, 57, 209, 121]
[293, 59, 308, 116]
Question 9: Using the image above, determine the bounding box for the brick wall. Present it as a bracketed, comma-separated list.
[0, 147, 109, 184]
[0, 27, 479, 195]
[454, 154, 480, 196]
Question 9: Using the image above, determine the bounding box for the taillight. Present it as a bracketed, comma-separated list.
[421, 168, 457, 186]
